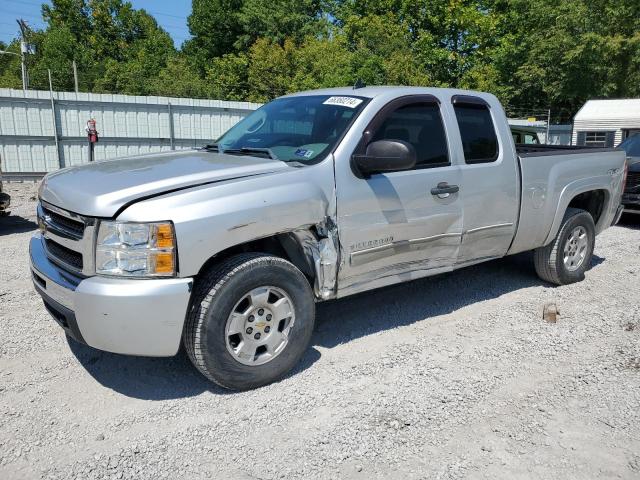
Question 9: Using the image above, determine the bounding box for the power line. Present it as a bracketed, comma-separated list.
[1, 0, 190, 19]
[2, 0, 47, 6]
[0, 3, 191, 40]
[153, 21, 188, 30]
[142, 9, 188, 21]
[0, 8, 43, 21]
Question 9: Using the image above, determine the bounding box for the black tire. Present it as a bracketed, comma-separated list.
[183, 253, 315, 390]
[534, 207, 596, 285]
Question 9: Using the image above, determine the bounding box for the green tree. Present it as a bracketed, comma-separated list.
[185, 0, 327, 74]
[1, 0, 638, 122]
[342, 12, 432, 86]
[26, 26, 87, 91]
[236, 0, 327, 50]
[334, 1, 499, 87]
[183, 0, 244, 74]
[206, 53, 250, 100]
[42, 0, 92, 40]
[245, 38, 295, 101]
[482, 0, 640, 116]
[0, 39, 23, 90]
[0, 0, 176, 93]
[93, 12, 175, 94]
[152, 55, 210, 98]
[289, 35, 354, 91]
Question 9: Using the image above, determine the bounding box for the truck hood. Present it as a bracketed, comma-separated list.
[39, 150, 289, 217]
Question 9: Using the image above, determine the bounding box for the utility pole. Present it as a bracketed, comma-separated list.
[546, 109, 551, 145]
[0, 20, 32, 91]
[48, 69, 63, 168]
[17, 19, 30, 92]
[72, 60, 79, 93]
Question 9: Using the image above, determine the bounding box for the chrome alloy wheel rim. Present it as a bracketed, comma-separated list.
[563, 226, 589, 272]
[225, 286, 295, 366]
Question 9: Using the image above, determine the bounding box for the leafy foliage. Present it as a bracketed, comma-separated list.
[0, 0, 638, 118]
[0, 0, 175, 93]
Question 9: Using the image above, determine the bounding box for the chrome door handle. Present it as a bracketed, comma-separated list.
[430, 182, 459, 198]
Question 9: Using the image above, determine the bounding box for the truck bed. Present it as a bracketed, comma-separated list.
[508, 145, 625, 255]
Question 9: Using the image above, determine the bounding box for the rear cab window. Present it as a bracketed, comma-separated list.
[452, 96, 499, 164]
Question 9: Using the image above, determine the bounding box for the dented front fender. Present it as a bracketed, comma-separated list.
[116, 156, 340, 298]
[288, 217, 339, 299]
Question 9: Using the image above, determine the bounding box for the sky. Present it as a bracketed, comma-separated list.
[0, 0, 192, 47]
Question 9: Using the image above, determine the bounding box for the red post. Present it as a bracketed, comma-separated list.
[86, 119, 99, 162]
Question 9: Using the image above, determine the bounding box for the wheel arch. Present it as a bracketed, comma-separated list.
[192, 220, 339, 301]
[567, 189, 607, 224]
[543, 183, 611, 246]
[194, 233, 314, 283]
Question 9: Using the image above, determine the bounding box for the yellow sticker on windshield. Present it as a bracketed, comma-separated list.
[323, 96, 363, 108]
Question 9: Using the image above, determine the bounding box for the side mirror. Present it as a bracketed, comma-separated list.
[352, 139, 417, 177]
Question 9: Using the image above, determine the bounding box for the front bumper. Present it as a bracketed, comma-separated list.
[30, 234, 193, 356]
[622, 192, 640, 215]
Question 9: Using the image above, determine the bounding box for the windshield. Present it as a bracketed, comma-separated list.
[617, 134, 640, 157]
[216, 95, 368, 163]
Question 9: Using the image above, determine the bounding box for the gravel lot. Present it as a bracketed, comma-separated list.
[1, 181, 639, 480]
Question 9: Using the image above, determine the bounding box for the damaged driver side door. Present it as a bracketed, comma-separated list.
[335, 95, 463, 297]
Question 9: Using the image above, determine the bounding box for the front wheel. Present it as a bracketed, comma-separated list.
[534, 207, 596, 285]
[183, 253, 315, 390]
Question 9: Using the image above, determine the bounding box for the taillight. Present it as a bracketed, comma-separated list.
[622, 161, 628, 192]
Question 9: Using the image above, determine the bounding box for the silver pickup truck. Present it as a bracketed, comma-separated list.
[31, 87, 626, 390]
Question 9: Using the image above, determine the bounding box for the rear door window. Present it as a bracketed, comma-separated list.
[453, 104, 499, 163]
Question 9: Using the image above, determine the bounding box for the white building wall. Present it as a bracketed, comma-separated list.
[572, 99, 640, 146]
[571, 119, 638, 146]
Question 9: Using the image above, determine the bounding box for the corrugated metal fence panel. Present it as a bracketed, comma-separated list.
[0, 96, 55, 137]
[0, 140, 59, 171]
[0, 88, 260, 172]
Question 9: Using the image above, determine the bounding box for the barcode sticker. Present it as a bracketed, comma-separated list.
[323, 96, 363, 108]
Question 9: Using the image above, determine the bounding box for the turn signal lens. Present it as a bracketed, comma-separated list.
[155, 224, 174, 248]
[153, 252, 175, 274]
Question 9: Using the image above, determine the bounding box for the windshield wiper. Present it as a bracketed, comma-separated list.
[203, 144, 291, 162]
[222, 147, 279, 160]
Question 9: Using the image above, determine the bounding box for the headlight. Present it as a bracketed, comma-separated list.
[96, 221, 176, 277]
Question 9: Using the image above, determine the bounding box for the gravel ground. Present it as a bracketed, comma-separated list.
[1, 181, 639, 480]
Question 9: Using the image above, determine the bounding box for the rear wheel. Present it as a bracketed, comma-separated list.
[183, 253, 315, 390]
[534, 207, 595, 285]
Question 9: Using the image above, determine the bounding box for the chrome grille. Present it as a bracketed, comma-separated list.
[41, 205, 84, 238]
[44, 238, 83, 270]
[37, 201, 96, 276]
